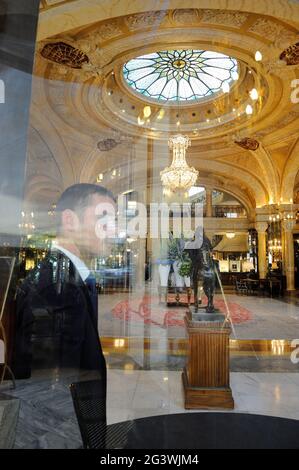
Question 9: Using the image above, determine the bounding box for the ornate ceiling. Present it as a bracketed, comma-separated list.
[26, 1, 299, 221]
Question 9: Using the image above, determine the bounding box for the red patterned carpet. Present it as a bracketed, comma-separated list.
[111, 295, 253, 328]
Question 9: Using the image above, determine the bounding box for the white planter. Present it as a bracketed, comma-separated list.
[184, 276, 191, 288]
[158, 264, 171, 287]
[173, 261, 185, 287]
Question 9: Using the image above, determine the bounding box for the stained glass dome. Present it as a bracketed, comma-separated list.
[123, 50, 238, 102]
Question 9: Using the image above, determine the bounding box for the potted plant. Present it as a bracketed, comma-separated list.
[178, 254, 192, 287]
[168, 236, 192, 288]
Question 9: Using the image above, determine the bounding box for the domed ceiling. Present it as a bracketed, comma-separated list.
[27, 1, 299, 215]
[123, 50, 238, 102]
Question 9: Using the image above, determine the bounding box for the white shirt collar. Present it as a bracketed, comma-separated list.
[52, 242, 90, 282]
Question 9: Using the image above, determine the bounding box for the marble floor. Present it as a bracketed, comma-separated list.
[99, 290, 299, 340]
[98, 288, 299, 372]
[107, 370, 299, 424]
[1, 369, 299, 448]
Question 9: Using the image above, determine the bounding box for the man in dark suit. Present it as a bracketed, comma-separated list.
[12, 183, 116, 392]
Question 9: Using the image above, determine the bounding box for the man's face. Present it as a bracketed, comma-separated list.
[74, 193, 116, 257]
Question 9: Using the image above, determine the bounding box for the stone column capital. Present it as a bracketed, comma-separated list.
[282, 219, 296, 232]
[205, 187, 213, 193]
[255, 222, 268, 233]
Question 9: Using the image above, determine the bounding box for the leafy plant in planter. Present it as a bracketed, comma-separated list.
[168, 238, 181, 262]
[179, 255, 192, 277]
[168, 236, 192, 277]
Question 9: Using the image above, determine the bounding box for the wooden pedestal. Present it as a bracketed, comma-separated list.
[182, 311, 234, 410]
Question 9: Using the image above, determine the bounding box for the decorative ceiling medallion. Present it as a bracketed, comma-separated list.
[97, 138, 119, 152]
[235, 138, 260, 151]
[124, 49, 238, 102]
[280, 43, 299, 65]
[40, 42, 89, 69]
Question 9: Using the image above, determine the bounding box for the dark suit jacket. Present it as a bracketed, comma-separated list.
[12, 250, 106, 385]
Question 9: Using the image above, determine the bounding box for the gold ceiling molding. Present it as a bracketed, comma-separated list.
[172, 9, 201, 24]
[124, 11, 168, 31]
[37, 8, 299, 48]
[94, 21, 123, 42]
[34, 8, 299, 89]
[200, 9, 249, 28]
[256, 111, 299, 138]
[248, 17, 299, 48]
[36, 1, 299, 42]
[35, 9, 299, 69]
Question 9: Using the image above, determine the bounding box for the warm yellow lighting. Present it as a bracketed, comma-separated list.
[157, 109, 165, 120]
[246, 104, 253, 115]
[271, 340, 285, 355]
[255, 51, 263, 62]
[250, 88, 259, 100]
[290, 198, 293, 203]
[160, 134, 198, 191]
[222, 82, 230, 93]
[138, 116, 144, 126]
[226, 233, 236, 239]
[176, 121, 180, 127]
[143, 105, 151, 118]
[97, 173, 103, 182]
[114, 338, 125, 348]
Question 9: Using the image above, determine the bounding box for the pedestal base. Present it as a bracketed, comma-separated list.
[182, 368, 234, 410]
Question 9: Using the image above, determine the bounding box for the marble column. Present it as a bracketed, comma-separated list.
[282, 219, 296, 291]
[206, 188, 213, 218]
[256, 222, 268, 279]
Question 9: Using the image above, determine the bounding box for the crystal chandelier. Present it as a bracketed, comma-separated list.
[160, 134, 198, 191]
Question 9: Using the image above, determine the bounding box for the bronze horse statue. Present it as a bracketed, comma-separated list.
[184, 229, 216, 313]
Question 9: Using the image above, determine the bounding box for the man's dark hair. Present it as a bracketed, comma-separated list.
[55, 183, 115, 229]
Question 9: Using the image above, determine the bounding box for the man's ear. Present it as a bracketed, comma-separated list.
[61, 209, 80, 232]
